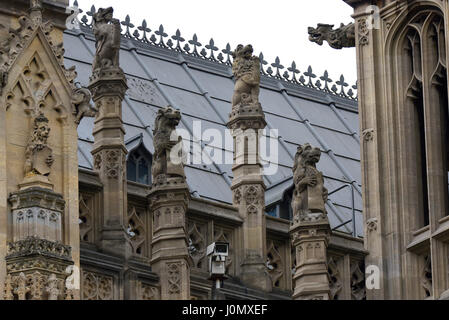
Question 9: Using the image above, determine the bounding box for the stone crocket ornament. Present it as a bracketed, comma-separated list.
[291, 143, 328, 218]
[92, 7, 121, 71]
[231, 44, 261, 108]
[151, 106, 185, 181]
[308, 23, 355, 49]
[24, 112, 54, 178]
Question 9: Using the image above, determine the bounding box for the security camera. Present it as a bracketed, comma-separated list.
[206, 242, 229, 258]
[207, 242, 229, 288]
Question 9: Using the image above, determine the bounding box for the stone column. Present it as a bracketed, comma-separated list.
[227, 44, 271, 292]
[148, 176, 190, 300]
[147, 106, 191, 300]
[88, 7, 130, 258]
[289, 144, 331, 300]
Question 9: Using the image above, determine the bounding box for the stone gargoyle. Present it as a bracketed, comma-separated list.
[308, 23, 355, 49]
[71, 87, 97, 124]
[291, 143, 328, 216]
[92, 7, 121, 71]
[231, 44, 261, 108]
[152, 106, 185, 180]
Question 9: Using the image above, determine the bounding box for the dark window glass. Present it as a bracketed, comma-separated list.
[127, 147, 152, 185]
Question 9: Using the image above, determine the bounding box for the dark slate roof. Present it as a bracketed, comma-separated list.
[66, 10, 363, 237]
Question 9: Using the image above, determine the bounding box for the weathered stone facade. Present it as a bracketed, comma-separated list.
[10, 0, 449, 301]
[340, 0, 449, 300]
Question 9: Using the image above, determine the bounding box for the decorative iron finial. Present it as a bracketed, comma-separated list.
[74, 7, 358, 101]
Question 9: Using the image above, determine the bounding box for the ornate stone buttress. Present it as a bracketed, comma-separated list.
[289, 143, 331, 300]
[88, 7, 131, 258]
[147, 106, 191, 300]
[227, 44, 272, 292]
[0, 0, 84, 300]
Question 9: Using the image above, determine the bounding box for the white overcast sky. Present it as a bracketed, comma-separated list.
[70, 0, 357, 85]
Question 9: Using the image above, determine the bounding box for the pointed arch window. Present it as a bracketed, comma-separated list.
[126, 135, 152, 185]
[398, 11, 448, 228]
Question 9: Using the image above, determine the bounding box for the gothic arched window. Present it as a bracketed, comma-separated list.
[127, 147, 152, 185]
[397, 11, 448, 229]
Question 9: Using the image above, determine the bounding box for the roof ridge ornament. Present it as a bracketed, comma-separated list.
[74, 4, 358, 101]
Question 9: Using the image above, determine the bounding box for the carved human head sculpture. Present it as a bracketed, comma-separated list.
[32, 113, 51, 147]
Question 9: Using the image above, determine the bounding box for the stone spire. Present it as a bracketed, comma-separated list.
[227, 44, 271, 292]
[289, 143, 331, 300]
[88, 7, 130, 258]
[147, 106, 191, 300]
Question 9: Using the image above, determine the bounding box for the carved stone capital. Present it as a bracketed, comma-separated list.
[88, 68, 128, 100]
[227, 104, 266, 131]
[9, 187, 65, 212]
[3, 236, 75, 300]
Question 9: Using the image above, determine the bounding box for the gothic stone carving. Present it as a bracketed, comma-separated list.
[292, 143, 328, 218]
[138, 282, 160, 300]
[79, 194, 93, 242]
[167, 262, 182, 295]
[71, 87, 97, 124]
[421, 255, 432, 298]
[351, 260, 366, 300]
[328, 257, 343, 300]
[366, 217, 378, 233]
[152, 106, 185, 180]
[81, 270, 113, 300]
[266, 241, 284, 288]
[188, 221, 206, 270]
[231, 44, 261, 108]
[0, 6, 76, 88]
[308, 23, 355, 49]
[127, 206, 146, 255]
[9, 186, 65, 242]
[357, 18, 369, 46]
[24, 113, 54, 178]
[2, 271, 68, 300]
[92, 7, 121, 71]
[362, 128, 375, 141]
[30, 0, 43, 12]
[4, 236, 74, 300]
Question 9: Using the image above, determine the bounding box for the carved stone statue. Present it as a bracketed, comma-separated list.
[152, 106, 185, 181]
[291, 143, 328, 217]
[231, 44, 261, 108]
[92, 7, 121, 71]
[71, 87, 97, 124]
[24, 113, 54, 177]
[308, 23, 355, 49]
